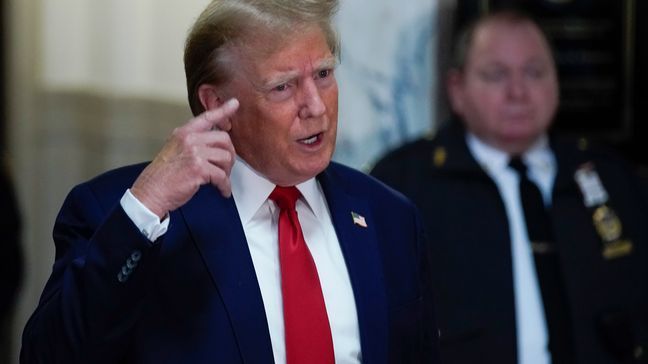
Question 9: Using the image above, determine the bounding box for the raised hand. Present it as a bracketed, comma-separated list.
[130, 98, 240, 218]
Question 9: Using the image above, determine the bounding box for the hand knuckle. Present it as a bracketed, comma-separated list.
[222, 151, 232, 164]
[188, 144, 200, 157]
[189, 153, 202, 167]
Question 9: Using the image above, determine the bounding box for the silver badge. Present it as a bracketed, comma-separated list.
[574, 162, 609, 207]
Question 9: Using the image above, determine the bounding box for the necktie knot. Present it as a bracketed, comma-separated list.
[270, 186, 301, 211]
[508, 156, 528, 176]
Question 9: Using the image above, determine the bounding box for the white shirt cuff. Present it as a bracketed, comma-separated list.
[120, 189, 170, 242]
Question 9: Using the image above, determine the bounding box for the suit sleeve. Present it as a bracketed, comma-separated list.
[21, 183, 162, 364]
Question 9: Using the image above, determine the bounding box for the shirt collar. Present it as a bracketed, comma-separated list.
[523, 136, 554, 175]
[230, 157, 325, 225]
[466, 132, 554, 175]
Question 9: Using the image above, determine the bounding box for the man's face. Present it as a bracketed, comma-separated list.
[448, 20, 559, 154]
[224, 26, 338, 186]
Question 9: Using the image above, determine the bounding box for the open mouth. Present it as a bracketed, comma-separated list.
[298, 133, 323, 145]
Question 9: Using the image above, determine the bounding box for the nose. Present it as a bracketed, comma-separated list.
[298, 78, 326, 119]
[507, 75, 529, 100]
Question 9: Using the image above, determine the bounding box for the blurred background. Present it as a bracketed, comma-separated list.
[1, 0, 645, 362]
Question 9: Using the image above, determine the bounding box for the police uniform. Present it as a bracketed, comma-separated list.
[371, 122, 648, 364]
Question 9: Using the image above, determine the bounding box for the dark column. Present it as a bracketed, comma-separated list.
[0, 0, 5, 151]
[631, 0, 648, 167]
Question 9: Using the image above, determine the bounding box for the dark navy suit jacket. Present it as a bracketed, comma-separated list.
[21, 161, 439, 364]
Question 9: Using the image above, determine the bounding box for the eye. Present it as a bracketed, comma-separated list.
[314, 68, 335, 88]
[479, 68, 507, 83]
[274, 83, 288, 92]
[317, 69, 331, 79]
[266, 81, 295, 102]
[525, 65, 547, 79]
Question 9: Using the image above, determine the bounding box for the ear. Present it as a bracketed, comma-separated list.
[446, 69, 466, 115]
[198, 84, 224, 111]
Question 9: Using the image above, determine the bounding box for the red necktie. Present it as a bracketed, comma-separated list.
[269, 186, 335, 364]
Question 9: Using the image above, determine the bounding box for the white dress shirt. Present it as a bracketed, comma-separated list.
[467, 133, 557, 364]
[121, 157, 361, 364]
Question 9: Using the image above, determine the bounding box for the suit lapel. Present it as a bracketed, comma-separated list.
[319, 167, 389, 364]
[179, 185, 274, 363]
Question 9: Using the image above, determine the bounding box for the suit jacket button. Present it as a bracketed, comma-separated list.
[130, 250, 142, 262]
[122, 266, 132, 276]
[126, 258, 138, 269]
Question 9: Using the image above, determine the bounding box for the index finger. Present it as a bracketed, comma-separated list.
[187, 98, 239, 133]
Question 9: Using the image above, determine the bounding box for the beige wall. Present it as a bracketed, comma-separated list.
[7, 0, 209, 362]
[41, 0, 207, 100]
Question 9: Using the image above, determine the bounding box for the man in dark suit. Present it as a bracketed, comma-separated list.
[372, 10, 648, 364]
[20, 1, 439, 363]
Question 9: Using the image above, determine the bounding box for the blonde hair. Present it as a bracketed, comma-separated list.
[184, 0, 340, 115]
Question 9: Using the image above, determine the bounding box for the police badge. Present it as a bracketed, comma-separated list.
[575, 163, 633, 259]
[592, 205, 633, 259]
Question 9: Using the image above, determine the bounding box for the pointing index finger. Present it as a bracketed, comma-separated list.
[189, 98, 239, 132]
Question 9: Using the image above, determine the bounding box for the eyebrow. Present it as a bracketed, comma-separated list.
[259, 56, 338, 91]
[317, 57, 338, 71]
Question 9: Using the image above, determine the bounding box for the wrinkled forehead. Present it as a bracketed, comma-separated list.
[227, 24, 335, 75]
[233, 21, 333, 59]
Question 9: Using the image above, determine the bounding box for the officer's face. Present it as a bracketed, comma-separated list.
[448, 19, 559, 154]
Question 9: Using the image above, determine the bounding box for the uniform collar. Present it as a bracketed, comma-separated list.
[466, 133, 554, 176]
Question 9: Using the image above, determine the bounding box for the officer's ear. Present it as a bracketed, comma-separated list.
[446, 69, 466, 115]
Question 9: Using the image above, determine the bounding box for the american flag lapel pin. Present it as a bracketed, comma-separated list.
[351, 211, 367, 228]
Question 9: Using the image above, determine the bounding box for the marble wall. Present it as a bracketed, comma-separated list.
[335, 0, 439, 170]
